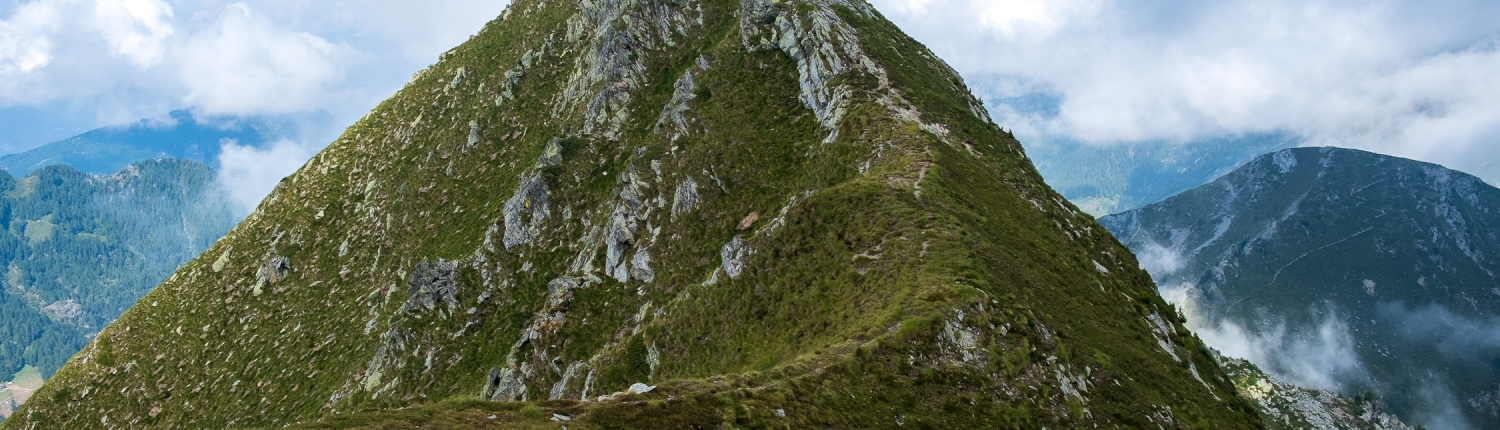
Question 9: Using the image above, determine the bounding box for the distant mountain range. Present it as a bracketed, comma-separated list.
[1026, 133, 1298, 216]
[1102, 147, 1500, 429]
[0, 109, 330, 177]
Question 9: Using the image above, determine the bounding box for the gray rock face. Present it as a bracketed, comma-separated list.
[253, 256, 291, 295]
[260, 256, 290, 282]
[739, 0, 869, 142]
[1220, 354, 1416, 430]
[537, 138, 565, 168]
[545, 276, 586, 311]
[357, 260, 462, 400]
[502, 173, 550, 250]
[604, 167, 654, 282]
[654, 56, 709, 141]
[671, 177, 700, 220]
[484, 367, 527, 402]
[466, 120, 482, 147]
[629, 250, 654, 283]
[604, 205, 638, 283]
[559, 0, 703, 140]
[402, 260, 460, 315]
[720, 236, 749, 279]
[550, 362, 583, 400]
[736, 0, 980, 145]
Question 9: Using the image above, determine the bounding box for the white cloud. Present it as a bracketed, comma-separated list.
[0, 0, 58, 75]
[1135, 242, 1185, 275]
[0, 0, 178, 106]
[177, 3, 348, 116]
[93, 0, 173, 66]
[0, 0, 509, 126]
[215, 137, 313, 215]
[1162, 283, 1368, 392]
[1196, 314, 1367, 391]
[974, 0, 1102, 42]
[869, 0, 1500, 183]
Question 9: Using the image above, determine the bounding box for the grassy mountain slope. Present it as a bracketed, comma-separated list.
[1103, 147, 1500, 429]
[7, 0, 1259, 428]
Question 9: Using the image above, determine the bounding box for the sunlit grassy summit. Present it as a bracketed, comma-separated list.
[5, 0, 1261, 428]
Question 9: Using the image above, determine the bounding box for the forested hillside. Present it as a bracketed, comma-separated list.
[0, 159, 233, 420]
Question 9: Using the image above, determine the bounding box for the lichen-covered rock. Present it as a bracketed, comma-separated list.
[628, 250, 654, 283]
[655, 56, 709, 141]
[719, 236, 748, 279]
[603, 167, 654, 282]
[212, 247, 231, 272]
[558, 0, 703, 140]
[1220, 354, 1416, 430]
[1147, 311, 1182, 362]
[537, 138, 565, 167]
[670, 177, 700, 220]
[483, 367, 527, 402]
[544, 276, 586, 311]
[502, 173, 550, 250]
[253, 256, 290, 295]
[466, 120, 482, 147]
[402, 260, 459, 315]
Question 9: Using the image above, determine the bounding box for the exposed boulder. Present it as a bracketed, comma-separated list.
[483, 367, 527, 402]
[719, 236, 749, 279]
[253, 256, 291, 295]
[402, 260, 460, 315]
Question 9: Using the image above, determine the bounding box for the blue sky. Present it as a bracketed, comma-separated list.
[1, 0, 1498, 187]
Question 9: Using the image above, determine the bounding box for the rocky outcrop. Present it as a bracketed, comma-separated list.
[483, 367, 528, 402]
[670, 177, 700, 220]
[401, 260, 460, 315]
[502, 173, 550, 250]
[253, 256, 290, 295]
[558, 0, 704, 140]
[603, 166, 656, 283]
[1219, 354, 1414, 430]
[739, 0, 867, 142]
[655, 56, 710, 141]
[718, 236, 749, 279]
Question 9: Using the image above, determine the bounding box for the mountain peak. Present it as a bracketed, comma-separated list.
[6, 0, 1258, 428]
[1104, 146, 1500, 428]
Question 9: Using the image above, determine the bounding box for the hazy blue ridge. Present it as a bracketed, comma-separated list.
[1102, 147, 1500, 430]
[0, 109, 331, 176]
[1026, 132, 1298, 216]
[0, 105, 98, 155]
